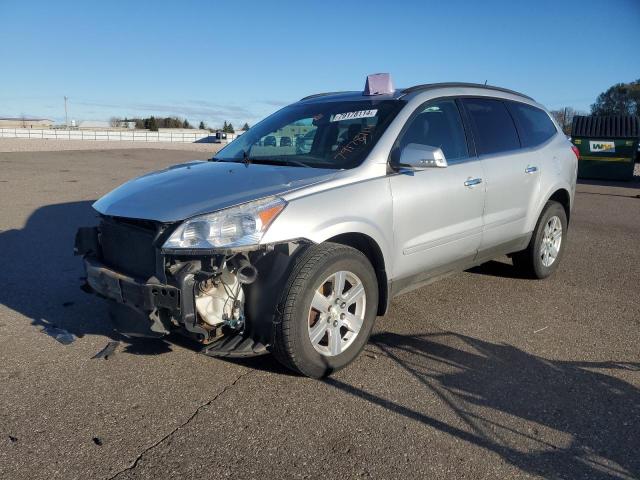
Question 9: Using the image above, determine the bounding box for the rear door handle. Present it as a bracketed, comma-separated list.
[464, 177, 482, 187]
[525, 165, 538, 174]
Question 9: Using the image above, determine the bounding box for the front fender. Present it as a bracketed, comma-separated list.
[261, 176, 394, 275]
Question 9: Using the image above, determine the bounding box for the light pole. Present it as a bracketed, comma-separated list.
[64, 96, 69, 127]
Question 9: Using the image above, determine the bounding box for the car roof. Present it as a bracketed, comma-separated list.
[298, 82, 535, 104]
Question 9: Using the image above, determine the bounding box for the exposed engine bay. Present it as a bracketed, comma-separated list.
[195, 259, 249, 331]
[75, 215, 303, 357]
[175, 254, 258, 338]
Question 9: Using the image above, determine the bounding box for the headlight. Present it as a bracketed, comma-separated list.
[162, 197, 286, 250]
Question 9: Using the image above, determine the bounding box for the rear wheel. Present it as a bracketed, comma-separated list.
[272, 242, 378, 378]
[513, 201, 567, 279]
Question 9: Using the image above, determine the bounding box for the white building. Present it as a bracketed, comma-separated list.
[0, 117, 53, 129]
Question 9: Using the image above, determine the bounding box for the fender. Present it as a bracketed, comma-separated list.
[262, 175, 395, 278]
[526, 181, 573, 232]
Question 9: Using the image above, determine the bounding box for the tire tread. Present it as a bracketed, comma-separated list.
[513, 200, 566, 279]
[272, 242, 371, 375]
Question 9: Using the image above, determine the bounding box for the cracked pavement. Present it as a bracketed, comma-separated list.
[1, 149, 639, 479]
[107, 370, 253, 480]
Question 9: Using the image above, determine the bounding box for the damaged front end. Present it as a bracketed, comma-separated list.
[75, 214, 304, 358]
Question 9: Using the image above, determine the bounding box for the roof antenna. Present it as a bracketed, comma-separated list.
[484, 80, 488, 85]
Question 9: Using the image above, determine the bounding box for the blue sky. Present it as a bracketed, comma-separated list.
[1, 0, 638, 127]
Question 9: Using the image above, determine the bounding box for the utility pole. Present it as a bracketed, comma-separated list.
[64, 96, 69, 127]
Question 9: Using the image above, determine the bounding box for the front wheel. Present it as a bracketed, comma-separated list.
[513, 200, 568, 279]
[272, 242, 378, 378]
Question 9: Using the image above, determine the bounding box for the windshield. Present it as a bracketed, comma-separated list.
[215, 99, 405, 169]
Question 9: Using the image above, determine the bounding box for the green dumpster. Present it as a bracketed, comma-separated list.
[571, 115, 639, 181]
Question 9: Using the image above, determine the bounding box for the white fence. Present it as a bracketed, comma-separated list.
[0, 128, 216, 143]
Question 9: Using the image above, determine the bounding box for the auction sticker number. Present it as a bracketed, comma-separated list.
[330, 110, 378, 122]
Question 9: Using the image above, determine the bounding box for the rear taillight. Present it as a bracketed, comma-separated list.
[571, 145, 580, 159]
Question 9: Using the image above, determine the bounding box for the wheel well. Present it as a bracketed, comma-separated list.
[326, 233, 389, 316]
[549, 189, 571, 223]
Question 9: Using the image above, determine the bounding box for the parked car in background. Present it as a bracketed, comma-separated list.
[280, 136, 292, 147]
[76, 74, 577, 378]
[296, 130, 314, 154]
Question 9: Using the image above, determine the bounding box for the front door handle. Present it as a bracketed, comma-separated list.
[464, 177, 482, 188]
[525, 165, 538, 174]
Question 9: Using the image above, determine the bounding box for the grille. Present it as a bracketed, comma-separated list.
[99, 217, 159, 279]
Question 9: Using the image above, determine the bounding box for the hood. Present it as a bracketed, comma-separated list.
[93, 160, 338, 222]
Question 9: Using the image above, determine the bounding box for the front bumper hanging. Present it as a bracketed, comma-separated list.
[75, 222, 303, 354]
[76, 225, 181, 338]
[84, 257, 180, 312]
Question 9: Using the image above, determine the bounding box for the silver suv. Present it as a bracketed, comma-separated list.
[76, 74, 577, 378]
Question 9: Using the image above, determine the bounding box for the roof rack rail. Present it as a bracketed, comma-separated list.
[401, 82, 534, 101]
[299, 91, 349, 101]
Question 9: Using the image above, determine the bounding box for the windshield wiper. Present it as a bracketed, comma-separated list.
[213, 155, 312, 168]
[284, 158, 311, 168]
[248, 157, 311, 168]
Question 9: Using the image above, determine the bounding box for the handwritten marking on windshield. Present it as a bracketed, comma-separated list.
[333, 126, 373, 161]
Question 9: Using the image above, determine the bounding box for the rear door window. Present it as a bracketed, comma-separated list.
[462, 98, 520, 155]
[507, 101, 558, 148]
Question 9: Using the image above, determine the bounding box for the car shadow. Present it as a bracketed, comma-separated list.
[0, 201, 112, 335]
[325, 331, 640, 479]
[466, 259, 533, 280]
[0, 200, 298, 361]
[578, 175, 640, 190]
[216, 354, 297, 376]
[0, 201, 177, 355]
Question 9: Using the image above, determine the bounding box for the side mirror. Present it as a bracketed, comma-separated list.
[397, 143, 447, 169]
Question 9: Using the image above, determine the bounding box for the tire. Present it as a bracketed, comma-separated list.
[513, 201, 567, 279]
[272, 242, 378, 378]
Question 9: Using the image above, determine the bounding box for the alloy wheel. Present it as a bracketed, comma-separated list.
[540, 215, 562, 267]
[307, 270, 366, 357]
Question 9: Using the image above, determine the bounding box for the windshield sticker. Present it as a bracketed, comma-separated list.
[330, 109, 378, 122]
[333, 126, 374, 161]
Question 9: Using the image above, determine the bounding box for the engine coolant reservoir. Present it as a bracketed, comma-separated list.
[195, 275, 244, 327]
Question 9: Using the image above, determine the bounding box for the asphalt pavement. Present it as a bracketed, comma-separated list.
[1, 149, 638, 479]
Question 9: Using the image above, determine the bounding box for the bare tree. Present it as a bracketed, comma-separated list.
[109, 117, 122, 128]
[550, 107, 587, 134]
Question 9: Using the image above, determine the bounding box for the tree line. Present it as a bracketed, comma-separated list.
[551, 78, 639, 134]
[110, 116, 251, 133]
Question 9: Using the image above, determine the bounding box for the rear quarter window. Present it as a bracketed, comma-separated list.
[507, 101, 558, 148]
[462, 98, 520, 155]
